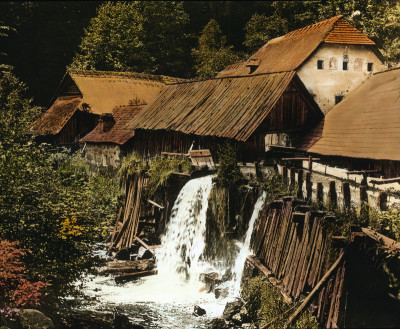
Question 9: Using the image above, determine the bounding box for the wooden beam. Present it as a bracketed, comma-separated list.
[345, 170, 380, 175]
[161, 152, 189, 157]
[281, 157, 320, 161]
[285, 251, 346, 327]
[147, 199, 165, 209]
[247, 255, 272, 277]
[370, 177, 400, 184]
[361, 228, 400, 251]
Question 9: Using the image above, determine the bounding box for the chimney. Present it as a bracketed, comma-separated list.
[99, 113, 115, 132]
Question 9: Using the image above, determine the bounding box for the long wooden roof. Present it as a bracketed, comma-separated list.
[308, 68, 400, 161]
[127, 71, 322, 142]
[217, 16, 375, 77]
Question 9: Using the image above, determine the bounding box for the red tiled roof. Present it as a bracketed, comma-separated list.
[80, 105, 141, 145]
[30, 98, 82, 135]
[308, 68, 400, 160]
[217, 16, 375, 78]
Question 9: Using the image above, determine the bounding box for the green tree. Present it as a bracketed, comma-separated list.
[0, 72, 119, 293]
[192, 19, 240, 78]
[71, 1, 193, 77]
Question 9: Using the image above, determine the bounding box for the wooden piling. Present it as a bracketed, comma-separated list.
[328, 181, 337, 209]
[316, 183, 323, 203]
[282, 166, 288, 183]
[342, 182, 351, 210]
[308, 156, 313, 172]
[306, 172, 312, 201]
[290, 167, 296, 188]
[297, 169, 303, 199]
[359, 185, 368, 203]
[377, 191, 388, 211]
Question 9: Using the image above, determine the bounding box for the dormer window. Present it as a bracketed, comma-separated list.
[317, 60, 324, 70]
[246, 58, 260, 74]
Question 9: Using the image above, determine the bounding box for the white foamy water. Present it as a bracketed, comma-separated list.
[156, 175, 214, 282]
[78, 177, 267, 328]
[230, 191, 267, 295]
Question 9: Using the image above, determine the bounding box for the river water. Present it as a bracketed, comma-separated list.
[78, 176, 266, 328]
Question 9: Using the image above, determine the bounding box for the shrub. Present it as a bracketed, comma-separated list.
[215, 142, 245, 190]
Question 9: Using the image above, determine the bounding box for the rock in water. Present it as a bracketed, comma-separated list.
[137, 246, 153, 260]
[18, 309, 55, 329]
[207, 318, 228, 329]
[193, 305, 206, 317]
[222, 300, 243, 321]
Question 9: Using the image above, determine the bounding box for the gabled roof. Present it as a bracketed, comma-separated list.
[127, 71, 321, 142]
[217, 16, 375, 78]
[30, 98, 82, 135]
[55, 70, 173, 115]
[80, 105, 141, 145]
[308, 68, 400, 161]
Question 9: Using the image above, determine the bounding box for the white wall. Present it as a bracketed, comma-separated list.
[297, 44, 383, 114]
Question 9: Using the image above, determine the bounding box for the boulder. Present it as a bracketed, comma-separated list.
[222, 300, 243, 321]
[207, 318, 228, 329]
[241, 324, 257, 329]
[137, 247, 153, 260]
[19, 309, 55, 329]
[214, 287, 229, 299]
[193, 305, 206, 317]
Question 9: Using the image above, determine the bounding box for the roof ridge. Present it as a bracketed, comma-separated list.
[67, 69, 184, 84]
[284, 15, 343, 39]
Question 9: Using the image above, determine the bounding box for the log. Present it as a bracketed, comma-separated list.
[147, 199, 164, 209]
[361, 227, 400, 251]
[359, 185, 368, 203]
[297, 169, 304, 199]
[306, 172, 312, 201]
[115, 269, 157, 283]
[284, 251, 346, 327]
[377, 191, 388, 211]
[247, 255, 272, 277]
[370, 176, 400, 185]
[316, 183, 323, 203]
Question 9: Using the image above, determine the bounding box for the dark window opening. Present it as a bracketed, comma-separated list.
[317, 60, 324, 69]
[367, 62, 373, 72]
[335, 95, 344, 104]
[343, 61, 348, 70]
[249, 66, 257, 74]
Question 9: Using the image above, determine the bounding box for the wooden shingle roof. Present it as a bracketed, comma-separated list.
[30, 98, 82, 135]
[217, 16, 375, 78]
[308, 68, 400, 160]
[127, 71, 320, 142]
[80, 105, 141, 145]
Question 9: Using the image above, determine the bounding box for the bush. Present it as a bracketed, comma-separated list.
[241, 276, 318, 328]
[215, 142, 245, 190]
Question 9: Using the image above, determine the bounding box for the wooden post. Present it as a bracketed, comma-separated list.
[342, 182, 351, 210]
[316, 182, 323, 203]
[282, 166, 288, 184]
[297, 169, 304, 199]
[359, 185, 368, 203]
[255, 161, 261, 181]
[306, 172, 312, 201]
[290, 167, 296, 188]
[328, 181, 337, 209]
[308, 155, 313, 172]
[377, 191, 387, 211]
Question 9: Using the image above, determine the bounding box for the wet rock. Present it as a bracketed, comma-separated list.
[19, 309, 55, 329]
[137, 246, 153, 260]
[222, 300, 243, 321]
[208, 318, 228, 329]
[221, 269, 232, 282]
[193, 305, 206, 317]
[241, 324, 257, 329]
[115, 248, 130, 260]
[199, 272, 219, 283]
[214, 287, 229, 299]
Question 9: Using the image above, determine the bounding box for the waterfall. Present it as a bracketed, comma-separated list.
[230, 191, 267, 296]
[156, 175, 214, 282]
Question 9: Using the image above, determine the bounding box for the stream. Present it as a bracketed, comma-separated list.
[76, 176, 267, 328]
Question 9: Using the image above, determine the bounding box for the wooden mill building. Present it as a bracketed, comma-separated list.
[126, 71, 323, 162]
[30, 70, 179, 145]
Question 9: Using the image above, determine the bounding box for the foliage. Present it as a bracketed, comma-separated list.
[215, 142, 245, 190]
[71, 1, 193, 77]
[118, 152, 147, 178]
[147, 156, 192, 195]
[192, 19, 240, 78]
[241, 276, 318, 328]
[0, 240, 48, 310]
[0, 72, 120, 294]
